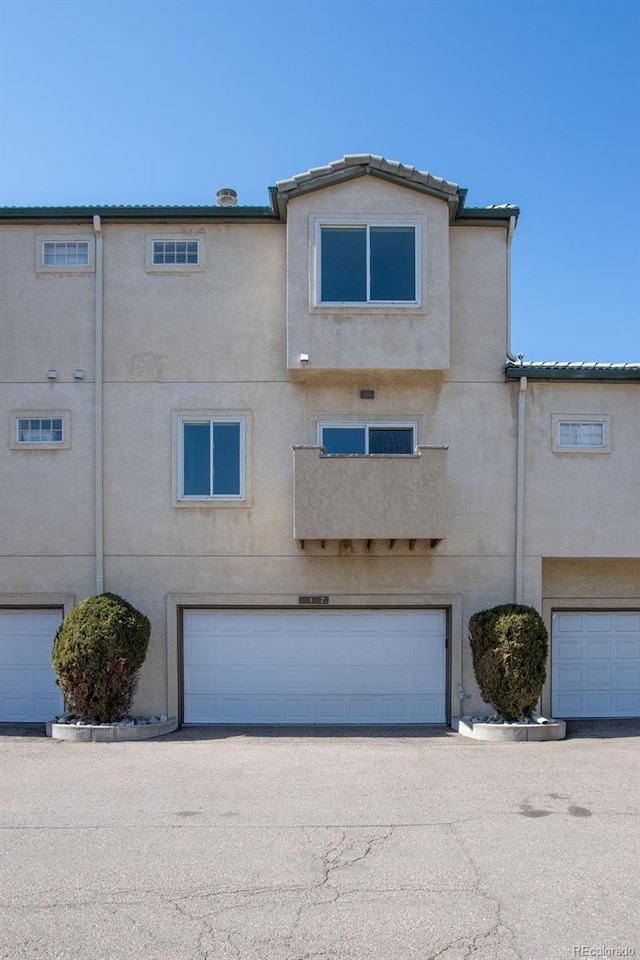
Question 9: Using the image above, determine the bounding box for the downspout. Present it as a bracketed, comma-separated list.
[505, 215, 518, 362]
[515, 376, 527, 603]
[93, 215, 104, 595]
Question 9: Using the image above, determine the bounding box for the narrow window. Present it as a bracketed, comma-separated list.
[320, 422, 416, 455]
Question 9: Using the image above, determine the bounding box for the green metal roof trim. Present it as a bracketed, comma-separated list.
[505, 362, 640, 382]
[457, 206, 520, 221]
[0, 204, 279, 222]
[0, 156, 520, 225]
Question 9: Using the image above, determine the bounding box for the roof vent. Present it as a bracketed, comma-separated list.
[216, 188, 238, 207]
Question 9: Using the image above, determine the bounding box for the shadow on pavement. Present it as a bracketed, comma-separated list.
[3, 719, 639, 742]
[565, 718, 640, 739]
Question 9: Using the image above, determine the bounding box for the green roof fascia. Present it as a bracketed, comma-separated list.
[0, 205, 279, 223]
[455, 206, 520, 223]
[505, 365, 640, 382]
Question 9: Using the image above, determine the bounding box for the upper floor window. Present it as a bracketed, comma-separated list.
[178, 417, 245, 500]
[317, 222, 419, 305]
[152, 240, 199, 265]
[318, 421, 417, 455]
[42, 241, 89, 266]
[37, 236, 94, 273]
[552, 415, 611, 453]
[10, 410, 71, 450]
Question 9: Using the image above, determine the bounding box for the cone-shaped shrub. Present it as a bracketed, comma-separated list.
[52, 593, 151, 723]
[468, 604, 548, 722]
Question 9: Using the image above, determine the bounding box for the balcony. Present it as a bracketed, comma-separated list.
[293, 444, 448, 551]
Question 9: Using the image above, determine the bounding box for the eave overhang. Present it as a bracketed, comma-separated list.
[0, 155, 520, 227]
[505, 362, 640, 382]
[0, 205, 279, 225]
[272, 154, 519, 225]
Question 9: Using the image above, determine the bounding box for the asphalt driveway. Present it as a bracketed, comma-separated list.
[0, 721, 638, 960]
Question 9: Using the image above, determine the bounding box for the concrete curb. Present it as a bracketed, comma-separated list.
[46, 718, 179, 742]
[453, 717, 566, 741]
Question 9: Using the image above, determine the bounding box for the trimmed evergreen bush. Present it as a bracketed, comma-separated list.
[52, 593, 151, 723]
[468, 604, 548, 721]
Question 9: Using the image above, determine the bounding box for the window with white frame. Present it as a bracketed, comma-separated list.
[37, 237, 93, 273]
[318, 421, 417, 455]
[17, 417, 64, 443]
[552, 415, 611, 453]
[11, 411, 70, 450]
[152, 239, 199, 265]
[317, 222, 419, 305]
[42, 241, 89, 266]
[178, 417, 245, 499]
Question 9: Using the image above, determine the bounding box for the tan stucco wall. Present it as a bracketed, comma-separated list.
[285, 177, 451, 377]
[1, 185, 637, 723]
[523, 382, 640, 557]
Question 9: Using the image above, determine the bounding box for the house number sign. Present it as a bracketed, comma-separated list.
[298, 596, 330, 605]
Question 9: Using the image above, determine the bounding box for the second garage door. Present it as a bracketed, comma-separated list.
[183, 608, 447, 724]
[0, 608, 64, 722]
[552, 611, 640, 718]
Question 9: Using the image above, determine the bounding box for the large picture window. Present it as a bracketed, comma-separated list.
[318, 222, 419, 304]
[178, 418, 244, 500]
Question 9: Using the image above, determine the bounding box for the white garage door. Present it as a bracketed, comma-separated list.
[183, 609, 447, 724]
[552, 611, 640, 718]
[0, 609, 64, 722]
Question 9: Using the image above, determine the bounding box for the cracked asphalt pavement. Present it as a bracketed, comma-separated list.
[0, 720, 638, 960]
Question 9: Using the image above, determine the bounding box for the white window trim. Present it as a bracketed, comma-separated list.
[145, 235, 204, 273]
[551, 414, 611, 454]
[173, 412, 250, 506]
[10, 410, 71, 450]
[314, 218, 421, 308]
[36, 235, 94, 274]
[317, 420, 418, 455]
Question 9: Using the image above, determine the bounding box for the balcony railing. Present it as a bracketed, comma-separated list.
[293, 444, 448, 547]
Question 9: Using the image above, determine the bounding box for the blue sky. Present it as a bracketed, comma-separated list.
[1, 0, 638, 361]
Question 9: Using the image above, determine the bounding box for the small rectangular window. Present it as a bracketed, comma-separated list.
[319, 422, 416, 455]
[11, 411, 70, 449]
[552, 415, 610, 453]
[558, 421, 605, 447]
[38, 238, 93, 272]
[42, 241, 89, 266]
[179, 418, 244, 500]
[318, 222, 419, 305]
[152, 240, 199, 265]
[17, 418, 64, 443]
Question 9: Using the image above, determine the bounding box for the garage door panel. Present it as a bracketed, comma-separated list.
[183, 609, 447, 724]
[552, 611, 640, 719]
[613, 665, 640, 687]
[615, 639, 640, 658]
[0, 609, 63, 722]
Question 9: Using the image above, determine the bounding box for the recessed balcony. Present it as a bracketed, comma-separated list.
[293, 444, 448, 551]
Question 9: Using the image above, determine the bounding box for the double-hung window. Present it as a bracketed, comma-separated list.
[319, 421, 417, 455]
[317, 221, 419, 305]
[179, 417, 244, 500]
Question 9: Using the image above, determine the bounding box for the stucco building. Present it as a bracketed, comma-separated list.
[1, 154, 638, 725]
